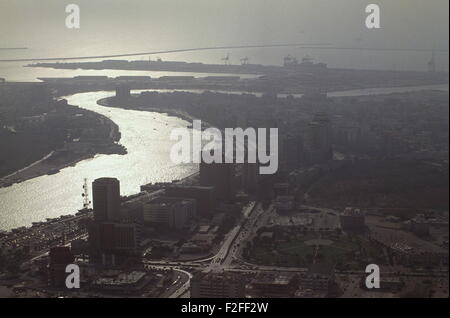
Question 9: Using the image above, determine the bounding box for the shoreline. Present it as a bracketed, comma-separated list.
[95, 84, 449, 128]
[13, 83, 444, 194]
[0, 151, 55, 181]
[1, 85, 447, 230]
[0, 91, 199, 232]
[97, 96, 214, 129]
[0, 102, 127, 189]
[1, 152, 99, 189]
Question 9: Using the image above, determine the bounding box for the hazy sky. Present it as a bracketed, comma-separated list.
[1, 0, 448, 51]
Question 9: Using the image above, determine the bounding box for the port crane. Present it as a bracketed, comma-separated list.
[427, 49, 436, 73]
[240, 57, 249, 65]
[221, 53, 230, 65]
[81, 178, 91, 209]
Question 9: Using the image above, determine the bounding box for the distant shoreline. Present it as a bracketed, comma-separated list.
[0, 47, 27, 50]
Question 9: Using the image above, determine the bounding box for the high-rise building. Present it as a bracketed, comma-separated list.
[92, 177, 121, 222]
[89, 178, 142, 267]
[200, 150, 234, 201]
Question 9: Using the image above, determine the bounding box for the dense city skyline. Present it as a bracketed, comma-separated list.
[0, 0, 448, 303]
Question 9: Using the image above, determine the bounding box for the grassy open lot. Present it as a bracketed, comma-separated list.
[244, 228, 386, 269]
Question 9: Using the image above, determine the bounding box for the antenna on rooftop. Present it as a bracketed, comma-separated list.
[82, 178, 91, 209]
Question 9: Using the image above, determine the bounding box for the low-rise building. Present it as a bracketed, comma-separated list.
[250, 273, 299, 297]
[92, 270, 152, 294]
[275, 195, 295, 214]
[361, 276, 405, 292]
[143, 197, 195, 229]
[87, 221, 142, 267]
[165, 185, 215, 217]
[410, 214, 430, 236]
[300, 263, 335, 296]
[340, 207, 366, 232]
[190, 272, 245, 298]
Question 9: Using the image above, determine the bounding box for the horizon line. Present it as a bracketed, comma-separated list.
[1, 43, 448, 63]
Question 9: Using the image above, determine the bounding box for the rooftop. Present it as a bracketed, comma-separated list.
[93, 271, 146, 286]
[252, 273, 297, 286]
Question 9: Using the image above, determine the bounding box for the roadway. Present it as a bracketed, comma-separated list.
[160, 201, 259, 297]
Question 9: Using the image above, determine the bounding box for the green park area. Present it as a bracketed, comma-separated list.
[244, 227, 386, 269]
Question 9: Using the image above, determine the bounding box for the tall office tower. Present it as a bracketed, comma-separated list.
[92, 177, 121, 222]
[89, 178, 142, 267]
[305, 112, 332, 164]
[200, 150, 234, 201]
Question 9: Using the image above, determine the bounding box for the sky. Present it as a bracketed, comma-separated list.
[0, 0, 448, 70]
[1, 0, 448, 49]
